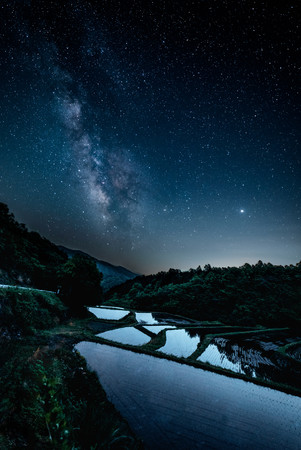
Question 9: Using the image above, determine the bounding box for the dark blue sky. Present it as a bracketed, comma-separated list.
[0, 0, 300, 273]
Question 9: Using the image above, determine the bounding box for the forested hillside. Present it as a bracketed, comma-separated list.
[0, 203, 67, 290]
[106, 262, 301, 327]
[0, 202, 137, 292]
[58, 246, 138, 291]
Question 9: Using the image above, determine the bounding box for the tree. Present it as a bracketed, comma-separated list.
[58, 254, 103, 310]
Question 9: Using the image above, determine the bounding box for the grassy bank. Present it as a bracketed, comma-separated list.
[0, 288, 142, 449]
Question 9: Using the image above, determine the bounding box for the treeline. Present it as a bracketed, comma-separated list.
[0, 203, 67, 290]
[0, 203, 102, 308]
[106, 262, 301, 327]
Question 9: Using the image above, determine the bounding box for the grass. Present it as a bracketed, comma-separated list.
[0, 342, 142, 449]
[141, 329, 167, 352]
[0, 287, 67, 336]
[0, 289, 142, 449]
[277, 340, 301, 359]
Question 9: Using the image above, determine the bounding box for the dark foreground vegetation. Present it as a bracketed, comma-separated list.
[0, 288, 141, 449]
[107, 262, 301, 328]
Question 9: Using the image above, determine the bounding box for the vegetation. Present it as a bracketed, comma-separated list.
[0, 203, 104, 310]
[106, 262, 301, 327]
[0, 202, 67, 290]
[0, 288, 141, 449]
[0, 287, 66, 337]
[58, 254, 103, 310]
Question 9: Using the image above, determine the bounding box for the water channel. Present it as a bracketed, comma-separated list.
[75, 341, 301, 449]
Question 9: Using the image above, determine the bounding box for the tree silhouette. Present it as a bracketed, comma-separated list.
[58, 254, 103, 310]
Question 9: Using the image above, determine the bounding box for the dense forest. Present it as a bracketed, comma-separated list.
[106, 262, 301, 327]
[0, 203, 103, 309]
[0, 203, 67, 290]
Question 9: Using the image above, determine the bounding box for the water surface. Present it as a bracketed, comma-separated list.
[135, 312, 160, 324]
[75, 342, 301, 450]
[97, 327, 150, 345]
[143, 325, 176, 334]
[135, 312, 197, 326]
[158, 329, 199, 357]
[99, 305, 125, 310]
[198, 341, 258, 375]
[198, 336, 301, 387]
[88, 307, 129, 320]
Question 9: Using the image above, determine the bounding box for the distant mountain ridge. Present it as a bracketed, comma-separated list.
[58, 246, 138, 291]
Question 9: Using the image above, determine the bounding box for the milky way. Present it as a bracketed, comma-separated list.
[0, 1, 300, 273]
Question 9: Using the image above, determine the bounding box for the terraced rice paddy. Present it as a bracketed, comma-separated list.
[143, 325, 176, 334]
[97, 326, 151, 345]
[197, 335, 301, 389]
[135, 312, 160, 324]
[88, 307, 301, 390]
[158, 329, 199, 357]
[76, 342, 301, 450]
[88, 307, 129, 320]
[198, 337, 273, 376]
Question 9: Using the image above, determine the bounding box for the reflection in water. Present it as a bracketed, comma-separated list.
[135, 312, 160, 324]
[198, 337, 274, 377]
[99, 305, 125, 310]
[143, 325, 176, 334]
[197, 336, 301, 387]
[97, 327, 150, 346]
[136, 312, 197, 325]
[75, 342, 301, 450]
[158, 329, 199, 357]
[88, 307, 129, 320]
[198, 340, 260, 377]
[152, 312, 196, 325]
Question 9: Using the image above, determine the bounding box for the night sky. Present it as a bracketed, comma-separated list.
[0, 1, 300, 274]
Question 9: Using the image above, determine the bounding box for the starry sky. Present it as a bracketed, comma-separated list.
[0, 0, 300, 274]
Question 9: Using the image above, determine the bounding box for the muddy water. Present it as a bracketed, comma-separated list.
[75, 342, 301, 450]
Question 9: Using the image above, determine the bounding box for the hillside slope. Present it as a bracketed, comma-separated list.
[0, 203, 67, 290]
[106, 263, 301, 327]
[0, 202, 138, 292]
[58, 246, 138, 291]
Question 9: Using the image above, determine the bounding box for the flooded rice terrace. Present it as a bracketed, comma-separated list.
[89, 306, 301, 389]
[88, 307, 129, 320]
[158, 329, 199, 357]
[199, 334, 301, 389]
[81, 306, 301, 447]
[135, 311, 197, 325]
[75, 342, 301, 449]
[97, 327, 151, 346]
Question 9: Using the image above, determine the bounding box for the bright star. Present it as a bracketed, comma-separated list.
[240, 209, 245, 213]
